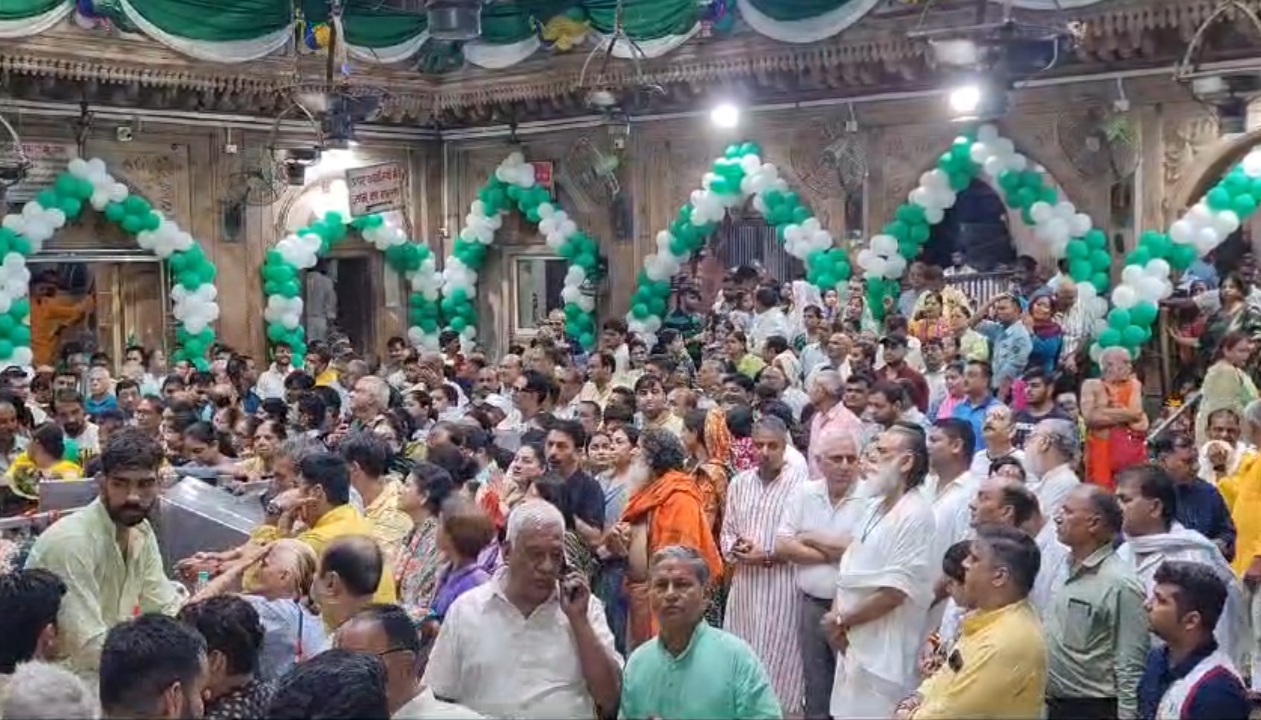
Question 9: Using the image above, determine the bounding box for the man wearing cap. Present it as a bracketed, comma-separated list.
[877, 334, 931, 413]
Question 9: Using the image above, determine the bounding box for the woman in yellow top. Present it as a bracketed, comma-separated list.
[6, 423, 83, 501]
[722, 330, 765, 379]
[1198, 330, 1259, 445]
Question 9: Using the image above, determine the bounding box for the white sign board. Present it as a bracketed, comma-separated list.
[346, 162, 405, 218]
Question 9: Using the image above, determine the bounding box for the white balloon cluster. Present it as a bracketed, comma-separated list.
[407, 253, 443, 350]
[855, 236, 907, 280]
[275, 231, 325, 271]
[263, 295, 305, 332]
[440, 152, 541, 348]
[1145, 150, 1261, 285]
[1110, 262, 1174, 310]
[631, 152, 834, 348]
[173, 284, 222, 335]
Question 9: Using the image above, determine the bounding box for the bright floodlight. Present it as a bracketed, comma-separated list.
[949, 84, 982, 115]
[710, 103, 740, 129]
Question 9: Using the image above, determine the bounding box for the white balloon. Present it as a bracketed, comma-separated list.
[9, 347, 31, 367]
[1169, 220, 1195, 245]
[1008, 154, 1029, 172]
[1213, 210, 1242, 236]
[994, 138, 1016, 157]
[67, 158, 89, 178]
[909, 187, 933, 208]
[1195, 227, 1222, 250]
[108, 183, 128, 202]
[1243, 149, 1261, 179]
[867, 257, 888, 277]
[1029, 202, 1054, 224]
[982, 156, 1006, 178]
[86, 158, 107, 177]
[1069, 214, 1093, 237]
[969, 143, 992, 165]
[857, 249, 875, 269]
[1121, 265, 1145, 286]
[870, 235, 898, 256]
[885, 255, 907, 278]
[924, 206, 945, 224]
[1089, 343, 1103, 364]
[1146, 259, 1171, 279]
[739, 154, 762, 174]
[977, 124, 1000, 143]
[1111, 284, 1138, 309]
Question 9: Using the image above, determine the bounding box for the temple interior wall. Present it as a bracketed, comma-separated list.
[4, 72, 1249, 359]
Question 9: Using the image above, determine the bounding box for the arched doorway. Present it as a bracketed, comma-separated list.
[923, 179, 1015, 271]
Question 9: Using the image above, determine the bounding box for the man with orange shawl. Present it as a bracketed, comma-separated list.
[610, 426, 722, 651]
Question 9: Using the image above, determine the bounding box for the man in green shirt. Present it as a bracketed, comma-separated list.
[619, 545, 782, 720]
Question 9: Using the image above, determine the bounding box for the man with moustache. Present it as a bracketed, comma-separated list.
[722, 416, 809, 712]
[824, 423, 936, 719]
[25, 427, 182, 678]
[969, 476, 1068, 615]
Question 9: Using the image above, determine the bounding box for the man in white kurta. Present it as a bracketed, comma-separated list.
[923, 419, 979, 635]
[722, 417, 809, 713]
[827, 425, 936, 719]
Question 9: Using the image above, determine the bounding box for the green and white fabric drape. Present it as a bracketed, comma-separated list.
[737, 0, 878, 44]
[0, 0, 72, 39]
[118, 0, 291, 63]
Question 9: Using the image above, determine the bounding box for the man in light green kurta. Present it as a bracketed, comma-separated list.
[25, 428, 180, 679]
[619, 546, 782, 720]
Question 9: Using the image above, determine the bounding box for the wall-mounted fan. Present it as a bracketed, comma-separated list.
[1055, 98, 1138, 184]
[0, 110, 32, 205]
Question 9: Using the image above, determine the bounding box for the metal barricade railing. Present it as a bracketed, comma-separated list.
[942, 270, 1017, 308]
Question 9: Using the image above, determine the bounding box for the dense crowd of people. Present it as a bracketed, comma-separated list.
[0, 253, 1258, 720]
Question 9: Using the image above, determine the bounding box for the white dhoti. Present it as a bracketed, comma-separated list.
[830, 652, 909, 719]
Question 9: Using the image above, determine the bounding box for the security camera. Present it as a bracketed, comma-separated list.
[116, 126, 134, 143]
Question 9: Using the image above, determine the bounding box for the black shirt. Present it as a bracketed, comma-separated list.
[564, 469, 606, 530]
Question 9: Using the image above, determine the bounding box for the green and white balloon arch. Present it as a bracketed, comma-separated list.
[0, 157, 221, 370]
[259, 210, 443, 365]
[439, 152, 603, 351]
[856, 124, 1112, 329]
[627, 142, 853, 345]
[1099, 145, 1261, 361]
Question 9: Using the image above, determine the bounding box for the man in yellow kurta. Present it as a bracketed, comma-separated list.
[899, 525, 1047, 720]
[250, 450, 396, 606]
[24, 427, 180, 679]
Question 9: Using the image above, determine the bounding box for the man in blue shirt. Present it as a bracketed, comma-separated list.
[1153, 433, 1237, 561]
[953, 360, 1003, 451]
[1137, 561, 1249, 720]
[972, 294, 1032, 403]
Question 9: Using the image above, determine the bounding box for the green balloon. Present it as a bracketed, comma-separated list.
[121, 215, 143, 234]
[1090, 273, 1110, 292]
[1107, 308, 1131, 330]
[60, 197, 83, 220]
[1088, 250, 1112, 272]
[37, 190, 59, 209]
[104, 203, 127, 223]
[277, 280, 300, 298]
[1169, 244, 1197, 271]
[1129, 301, 1159, 327]
[886, 221, 909, 243]
[267, 324, 288, 342]
[1235, 194, 1259, 218]
[1099, 328, 1122, 348]
[908, 223, 930, 245]
[1066, 241, 1089, 261]
[1122, 324, 1148, 347]
[1085, 229, 1108, 251]
[1207, 186, 1233, 211]
[9, 299, 29, 320]
[1128, 248, 1152, 267]
[0, 315, 15, 337]
[11, 326, 30, 346]
[1069, 260, 1092, 282]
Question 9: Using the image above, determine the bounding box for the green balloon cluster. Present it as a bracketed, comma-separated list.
[447, 173, 603, 350]
[630, 275, 673, 322]
[806, 249, 853, 291]
[1096, 302, 1158, 353]
[1205, 167, 1261, 220]
[0, 228, 33, 261]
[174, 327, 216, 364]
[410, 291, 442, 335]
[261, 250, 302, 299]
[40, 174, 93, 222]
[46, 171, 219, 370]
[1063, 229, 1113, 293]
[996, 168, 1057, 220]
[0, 298, 32, 362]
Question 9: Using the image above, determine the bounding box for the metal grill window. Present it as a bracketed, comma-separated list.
[713, 215, 805, 280]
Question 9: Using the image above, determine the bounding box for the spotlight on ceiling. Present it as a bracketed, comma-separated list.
[710, 103, 740, 129]
[947, 78, 1009, 122]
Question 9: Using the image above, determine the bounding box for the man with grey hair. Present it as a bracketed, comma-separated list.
[775, 430, 865, 718]
[806, 369, 864, 478]
[423, 500, 622, 719]
[2, 661, 98, 719]
[347, 376, 392, 437]
[1025, 417, 1081, 518]
[1045, 484, 1148, 719]
[826, 423, 935, 719]
[619, 546, 782, 719]
[723, 416, 809, 712]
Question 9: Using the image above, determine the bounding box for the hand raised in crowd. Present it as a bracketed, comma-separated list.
[558, 572, 591, 620]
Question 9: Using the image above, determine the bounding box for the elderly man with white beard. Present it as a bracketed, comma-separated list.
[1024, 418, 1081, 519]
[824, 422, 936, 719]
[1113, 463, 1249, 669]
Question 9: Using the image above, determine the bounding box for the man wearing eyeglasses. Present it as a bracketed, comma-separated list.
[336, 603, 483, 719]
[774, 431, 865, 719]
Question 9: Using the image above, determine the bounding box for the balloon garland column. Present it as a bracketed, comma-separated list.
[440, 152, 602, 350]
[260, 211, 442, 364]
[1102, 146, 1261, 359]
[627, 142, 852, 347]
[856, 124, 1111, 324]
[0, 157, 221, 369]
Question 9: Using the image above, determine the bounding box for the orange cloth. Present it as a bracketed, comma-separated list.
[32, 295, 90, 367]
[1085, 378, 1139, 491]
[620, 469, 723, 646]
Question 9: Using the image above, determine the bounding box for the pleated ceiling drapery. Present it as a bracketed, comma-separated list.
[5, 0, 1109, 69]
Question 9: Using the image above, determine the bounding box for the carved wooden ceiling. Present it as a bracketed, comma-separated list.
[0, 0, 1256, 128]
